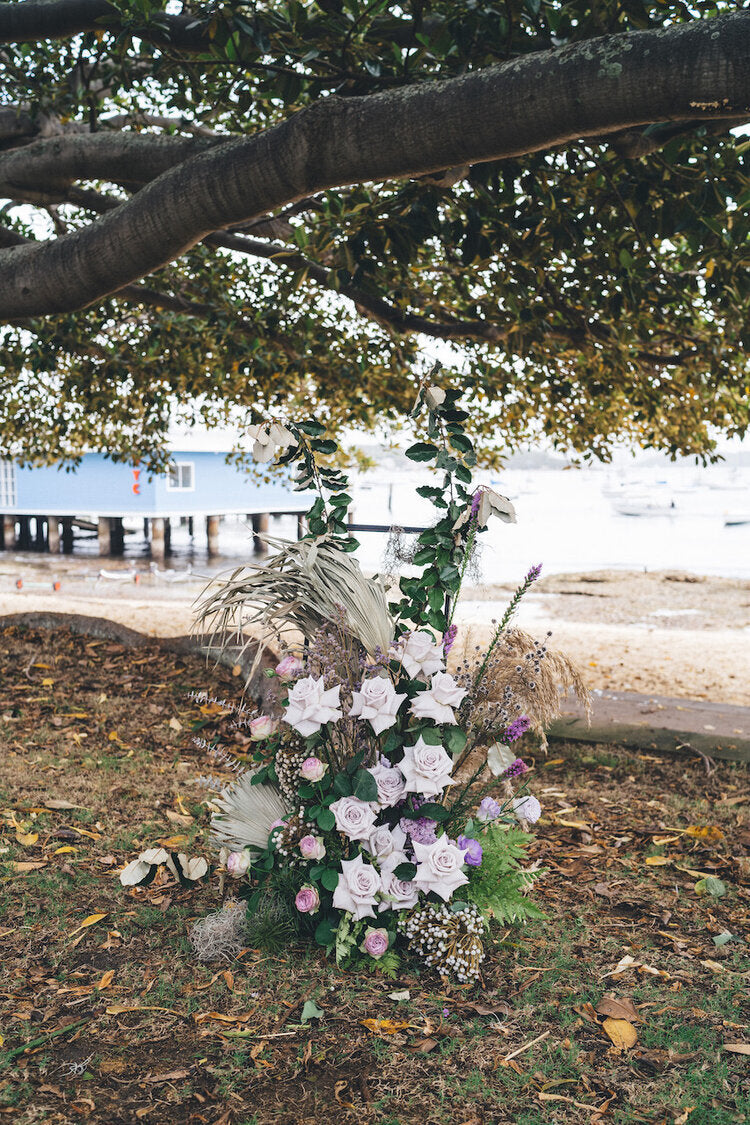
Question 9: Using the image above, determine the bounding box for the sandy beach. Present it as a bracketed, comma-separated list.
[1, 556, 748, 706]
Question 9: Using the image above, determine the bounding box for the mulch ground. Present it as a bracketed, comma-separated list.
[0, 623, 748, 1125]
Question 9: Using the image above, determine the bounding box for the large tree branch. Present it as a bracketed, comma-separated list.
[0, 0, 213, 50]
[1, 12, 749, 318]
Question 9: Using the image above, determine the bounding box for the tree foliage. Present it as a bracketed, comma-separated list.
[0, 1, 749, 466]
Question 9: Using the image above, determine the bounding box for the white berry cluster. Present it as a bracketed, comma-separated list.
[274, 808, 308, 864]
[400, 901, 486, 984]
[274, 745, 308, 802]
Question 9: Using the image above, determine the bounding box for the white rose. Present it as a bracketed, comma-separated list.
[378, 871, 420, 912]
[329, 795, 377, 841]
[412, 837, 469, 901]
[367, 758, 406, 808]
[332, 854, 382, 920]
[247, 421, 295, 463]
[423, 385, 446, 411]
[349, 675, 406, 735]
[392, 630, 445, 680]
[410, 671, 467, 725]
[513, 795, 542, 824]
[283, 675, 342, 737]
[363, 824, 408, 874]
[399, 736, 453, 797]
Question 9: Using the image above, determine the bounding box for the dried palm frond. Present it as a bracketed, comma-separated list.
[193, 534, 394, 677]
[210, 772, 291, 852]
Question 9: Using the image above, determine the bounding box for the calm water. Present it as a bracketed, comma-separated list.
[6, 462, 747, 585]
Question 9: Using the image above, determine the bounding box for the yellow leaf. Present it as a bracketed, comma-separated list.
[42, 678, 54, 687]
[97, 970, 115, 990]
[53, 846, 76, 854]
[645, 856, 671, 866]
[685, 825, 724, 843]
[81, 912, 108, 928]
[704, 258, 716, 279]
[159, 835, 188, 848]
[360, 1019, 413, 1035]
[16, 831, 39, 846]
[107, 1004, 182, 1016]
[700, 959, 726, 974]
[602, 1017, 638, 1049]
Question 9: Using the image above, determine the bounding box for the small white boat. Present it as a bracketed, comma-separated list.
[724, 513, 750, 527]
[612, 497, 677, 517]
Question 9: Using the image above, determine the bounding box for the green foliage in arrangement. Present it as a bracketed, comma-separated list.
[463, 825, 545, 925]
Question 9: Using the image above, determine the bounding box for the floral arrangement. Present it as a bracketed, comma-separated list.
[191, 383, 589, 983]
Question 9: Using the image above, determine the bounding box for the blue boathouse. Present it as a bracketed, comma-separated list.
[0, 450, 308, 558]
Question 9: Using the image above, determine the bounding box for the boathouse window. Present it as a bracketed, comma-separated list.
[166, 462, 195, 491]
[0, 460, 16, 506]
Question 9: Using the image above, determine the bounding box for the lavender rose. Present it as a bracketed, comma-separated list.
[283, 675, 342, 737]
[367, 758, 406, 808]
[299, 756, 328, 783]
[360, 928, 389, 960]
[295, 885, 320, 914]
[330, 796, 377, 842]
[378, 871, 420, 912]
[332, 854, 381, 920]
[410, 671, 467, 725]
[392, 630, 445, 680]
[299, 834, 326, 861]
[363, 824, 408, 873]
[457, 835, 483, 867]
[400, 736, 454, 797]
[412, 837, 469, 901]
[349, 675, 407, 735]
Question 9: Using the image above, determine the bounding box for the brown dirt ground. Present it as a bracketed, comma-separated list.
[0, 624, 748, 1125]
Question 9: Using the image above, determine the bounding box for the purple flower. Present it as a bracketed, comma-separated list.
[457, 835, 483, 866]
[361, 928, 389, 960]
[470, 490, 482, 519]
[295, 885, 320, 914]
[442, 624, 458, 655]
[502, 757, 529, 780]
[503, 716, 531, 744]
[400, 816, 438, 845]
[526, 563, 543, 582]
[476, 796, 503, 823]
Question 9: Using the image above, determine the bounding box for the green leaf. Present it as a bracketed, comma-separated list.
[444, 728, 467, 755]
[353, 769, 378, 802]
[316, 809, 335, 831]
[405, 442, 439, 462]
[314, 919, 335, 947]
[298, 420, 325, 436]
[321, 868, 340, 891]
[418, 727, 443, 745]
[301, 999, 325, 1022]
[414, 802, 449, 821]
[392, 862, 417, 881]
[333, 772, 353, 797]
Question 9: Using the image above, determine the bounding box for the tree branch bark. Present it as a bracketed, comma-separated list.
[0, 0, 213, 50]
[1, 12, 749, 318]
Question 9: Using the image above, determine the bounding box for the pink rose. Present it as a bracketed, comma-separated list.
[283, 675, 342, 737]
[226, 850, 251, 877]
[332, 854, 381, 920]
[367, 759, 406, 808]
[295, 884, 320, 914]
[249, 715, 277, 741]
[361, 927, 389, 960]
[400, 736, 453, 797]
[299, 756, 328, 783]
[412, 836, 469, 901]
[275, 654, 304, 682]
[299, 834, 326, 861]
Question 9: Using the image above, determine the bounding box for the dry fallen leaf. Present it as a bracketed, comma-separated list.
[360, 1019, 412, 1035]
[16, 830, 39, 846]
[645, 856, 671, 866]
[595, 997, 640, 1023]
[97, 970, 115, 990]
[723, 1043, 750, 1055]
[602, 1017, 638, 1049]
[685, 825, 724, 843]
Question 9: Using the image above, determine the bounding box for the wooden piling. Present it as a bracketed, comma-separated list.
[97, 516, 111, 556]
[2, 516, 15, 550]
[150, 517, 165, 561]
[206, 515, 220, 557]
[61, 518, 73, 554]
[47, 518, 60, 554]
[251, 512, 269, 554]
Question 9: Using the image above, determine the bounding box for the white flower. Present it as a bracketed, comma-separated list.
[513, 795, 542, 824]
[332, 854, 382, 920]
[363, 824, 408, 874]
[412, 837, 469, 901]
[400, 736, 453, 797]
[476, 487, 516, 527]
[283, 675, 342, 737]
[410, 672, 467, 725]
[487, 742, 515, 777]
[392, 630, 445, 680]
[247, 421, 295, 463]
[349, 675, 406, 735]
[367, 758, 406, 808]
[379, 871, 420, 912]
[329, 796, 378, 841]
